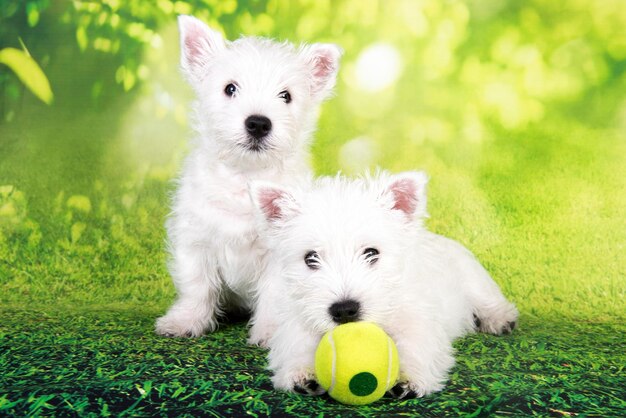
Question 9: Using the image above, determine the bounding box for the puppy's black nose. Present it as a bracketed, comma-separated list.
[245, 115, 272, 139]
[329, 300, 361, 324]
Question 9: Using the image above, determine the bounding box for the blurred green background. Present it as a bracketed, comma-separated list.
[1, 0, 625, 319]
[1, 1, 625, 416]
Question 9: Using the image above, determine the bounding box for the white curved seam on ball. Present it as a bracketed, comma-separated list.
[386, 336, 393, 389]
[329, 332, 337, 394]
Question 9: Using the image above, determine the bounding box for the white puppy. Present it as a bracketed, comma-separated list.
[250, 171, 518, 398]
[155, 16, 342, 337]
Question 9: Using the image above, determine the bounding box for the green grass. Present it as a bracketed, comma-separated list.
[2, 117, 624, 320]
[1, 113, 625, 415]
[1, 308, 624, 417]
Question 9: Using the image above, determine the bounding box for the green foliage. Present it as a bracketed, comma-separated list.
[0, 185, 41, 249]
[2, 0, 626, 125]
[0, 47, 53, 104]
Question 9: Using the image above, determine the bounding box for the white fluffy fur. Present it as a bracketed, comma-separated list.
[250, 171, 519, 397]
[155, 16, 342, 337]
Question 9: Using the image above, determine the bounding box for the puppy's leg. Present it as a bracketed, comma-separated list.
[387, 321, 455, 399]
[471, 290, 519, 336]
[248, 285, 278, 347]
[454, 244, 519, 335]
[268, 321, 325, 396]
[155, 244, 221, 337]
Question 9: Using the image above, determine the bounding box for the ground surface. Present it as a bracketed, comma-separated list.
[1, 112, 625, 416]
[1, 307, 624, 417]
[2, 109, 626, 416]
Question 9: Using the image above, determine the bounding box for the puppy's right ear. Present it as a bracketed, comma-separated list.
[249, 182, 300, 225]
[178, 15, 225, 83]
[300, 43, 343, 101]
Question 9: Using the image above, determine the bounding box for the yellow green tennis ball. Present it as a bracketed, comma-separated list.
[315, 322, 399, 405]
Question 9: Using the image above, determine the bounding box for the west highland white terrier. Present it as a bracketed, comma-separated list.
[249, 171, 519, 398]
[155, 15, 342, 337]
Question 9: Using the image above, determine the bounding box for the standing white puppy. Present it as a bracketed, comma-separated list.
[155, 16, 341, 337]
[250, 172, 518, 397]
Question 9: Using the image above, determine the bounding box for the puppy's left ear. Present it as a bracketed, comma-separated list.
[300, 43, 343, 100]
[249, 181, 300, 225]
[379, 171, 428, 221]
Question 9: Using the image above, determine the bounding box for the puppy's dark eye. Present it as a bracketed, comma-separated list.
[278, 90, 291, 103]
[363, 247, 379, 265]
[304, 250, 320, 270]
[225, 83, 237, 97]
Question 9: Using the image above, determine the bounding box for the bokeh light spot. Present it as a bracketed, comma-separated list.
[338, 136, 379, 174]
[354, 43, 402, 92]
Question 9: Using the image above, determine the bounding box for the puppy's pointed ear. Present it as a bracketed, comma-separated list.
[178, 15, 225, 83]
[300, 43, 343, 100]
[249, 182, 300, 225]
[379, 171, 428, 220]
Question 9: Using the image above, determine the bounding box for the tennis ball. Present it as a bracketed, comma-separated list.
[315, 322, 399, 405]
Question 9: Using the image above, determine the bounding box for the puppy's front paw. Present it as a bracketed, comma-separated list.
[272, 370, 326, 396]
[388, 381, 419, 400]
[247, 323, 275, 348]
[293, 379, 325, 396]
[155, 312, 213, 338]
[387, 379, 443, 400]
[473, 303, 519, 335]
[247, 334, 269, 348]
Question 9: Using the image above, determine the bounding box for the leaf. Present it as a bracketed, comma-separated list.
[67, 195, 92, 213]
[0, 47, 53, 104]
[26, 2, 40, 27]
[71, 222, 87, 243]
[76, 27, 88, 52]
